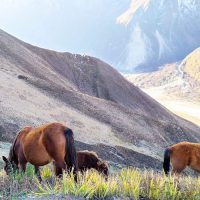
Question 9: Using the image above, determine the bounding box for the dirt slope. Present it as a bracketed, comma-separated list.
[0, 29, 200, 169]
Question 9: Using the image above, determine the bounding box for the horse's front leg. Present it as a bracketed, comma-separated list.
[18, 152, 27, 173]
[18, 162, 27, 173]
[34, 166, 42, 182]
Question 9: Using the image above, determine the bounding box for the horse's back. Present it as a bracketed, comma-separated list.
[170, 142, 193, 159]
[170, 141, 200, 153]
[170, 142, 200, 168]
[25, 122, 67, 142]
[77, 151, 99, 169]
[23, 122, 68, 165]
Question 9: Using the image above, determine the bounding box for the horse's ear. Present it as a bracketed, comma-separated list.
[2, 156, 8, 163]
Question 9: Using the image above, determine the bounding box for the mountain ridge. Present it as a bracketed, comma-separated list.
[116, 0, 200, 72]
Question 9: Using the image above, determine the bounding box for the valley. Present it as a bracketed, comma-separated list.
[126, 48, 200, 126]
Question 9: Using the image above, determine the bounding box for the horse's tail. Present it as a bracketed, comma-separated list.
[163, 148, 171, 175]
[64, 128, 77, 173]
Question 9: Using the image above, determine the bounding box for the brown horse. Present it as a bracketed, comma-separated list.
[163, 141, 200, 175]
[2, 122, 77, 180]
[77, 150, 109, 177]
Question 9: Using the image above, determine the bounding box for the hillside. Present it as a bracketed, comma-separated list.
[0, 29, 200, 170]
[126, 48, 200, 126]
[181, 48, 200, 85]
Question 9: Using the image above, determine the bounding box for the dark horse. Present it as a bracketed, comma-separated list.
[2, 122, 77, 180]
[77, 150, 109, 177]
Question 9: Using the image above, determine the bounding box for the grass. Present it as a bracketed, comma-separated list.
[1, 166, 200, 199]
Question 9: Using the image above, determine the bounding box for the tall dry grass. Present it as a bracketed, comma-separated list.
[1, 165, 200, 199]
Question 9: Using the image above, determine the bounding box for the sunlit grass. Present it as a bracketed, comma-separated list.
[1, 166, 200, 199]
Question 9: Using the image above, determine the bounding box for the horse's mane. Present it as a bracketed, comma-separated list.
[9, 126, 32, 161]
[9, 132, 20, 161]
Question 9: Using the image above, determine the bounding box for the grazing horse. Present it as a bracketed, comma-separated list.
[77, 150, 109, 177]
[163, 141, 200, 175]
[2, 122, 77, 180]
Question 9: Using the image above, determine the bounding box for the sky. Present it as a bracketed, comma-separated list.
[0, 0, 130, 59]
[0, 0, 65, 50]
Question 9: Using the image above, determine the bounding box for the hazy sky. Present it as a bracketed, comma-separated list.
[0, 0, 130, 58]
[0, 0, 65, 50]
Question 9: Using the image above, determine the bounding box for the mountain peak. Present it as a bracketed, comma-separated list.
[116, 0, 200, 72]
[116, 0, 150, 25]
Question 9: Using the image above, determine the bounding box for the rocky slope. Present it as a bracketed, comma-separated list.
[0, 29, 200, 169]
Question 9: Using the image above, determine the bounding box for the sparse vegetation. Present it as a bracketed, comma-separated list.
[1, 166, 200, 199]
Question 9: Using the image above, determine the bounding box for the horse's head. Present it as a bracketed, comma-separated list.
[2, 145, 19, 175]
[2, 126, 32, 175]
[97, 160, 109, 177]
[2, 156, 17, 175]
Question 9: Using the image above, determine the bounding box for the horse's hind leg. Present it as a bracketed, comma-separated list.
[54, 160, 66, 177]
[34, 166, 42, 181]
[171, 153, 188, 175]
[172, 162, 186, 175]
